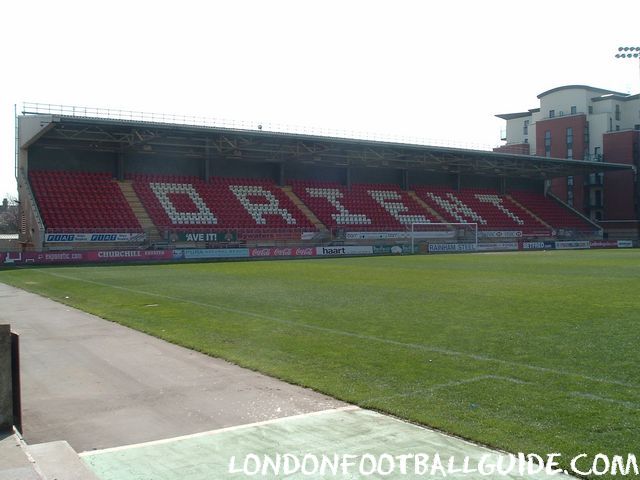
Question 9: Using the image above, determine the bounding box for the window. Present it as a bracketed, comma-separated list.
[549, 110, 555, 118]
[544, 131, 551, 157]
[616, 125, 620, 131]
[571, 106, 577, 115]
[566, 127, 573, 159]
[567, 176, 574, 187]
[615, 104, 621, 121]
[609, 118, 613, 131]
[584, 124, 589, 149]
[588, 106, 593, 114]
[523, 120, 529, 136]
[567, 187, 573, 207]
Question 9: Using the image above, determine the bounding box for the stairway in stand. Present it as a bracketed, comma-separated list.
[281, 185, 327, 232]
[505, 194, 553, 230]
[118, 180, 164, 244]
[407, 191, 447, 223]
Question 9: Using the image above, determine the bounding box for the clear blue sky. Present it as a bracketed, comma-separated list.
[1, 0, 639, 198]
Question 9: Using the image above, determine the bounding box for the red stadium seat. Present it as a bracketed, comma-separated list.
[508, 190, 594, 232]
[29, 170, 142, 232]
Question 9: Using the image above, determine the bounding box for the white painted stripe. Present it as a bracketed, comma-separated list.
[38, 269, 640, 390]
[80, 406, 359, 457]
[365, 375, 531, 403]
[569, 391, 640, 409]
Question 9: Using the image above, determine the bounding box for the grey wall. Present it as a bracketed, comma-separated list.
[210, 159, 279, 180]
[28, 147, 117, 175]
[0, 325, 12, 432]
[285, 164, 346, 184]
[351, 167, 403, 185]
[460, 174, 500, 190]
[506, 177, 544, 192]
[125, 153, 202, 177]
[409, 171, 457, 188]
[25, 146, 546, 193]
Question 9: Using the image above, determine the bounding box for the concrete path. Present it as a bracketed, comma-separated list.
[0, 283, 343, 452]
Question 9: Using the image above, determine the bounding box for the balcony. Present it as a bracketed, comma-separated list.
[585, 198, 604, 208]
[539, 111, 586, 121]
[583, 153, 603, 163]
[585, 173, 604, 186]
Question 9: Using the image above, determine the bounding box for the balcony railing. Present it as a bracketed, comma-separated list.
[585, 173, 604, 186]
[585, 200, 604, 209]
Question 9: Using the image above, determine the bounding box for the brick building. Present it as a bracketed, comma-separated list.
[496, 85, 639, 237]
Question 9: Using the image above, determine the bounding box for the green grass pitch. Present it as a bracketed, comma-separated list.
[1, 250, 639, 473]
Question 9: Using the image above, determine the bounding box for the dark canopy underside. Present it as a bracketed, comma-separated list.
[25, 114, 632, 179]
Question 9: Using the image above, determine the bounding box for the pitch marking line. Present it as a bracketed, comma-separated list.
[366, 375, 640, 410]
[80, 405, 359, 457]
[36, 269, 640, 391]
[365, 375, 529, 403]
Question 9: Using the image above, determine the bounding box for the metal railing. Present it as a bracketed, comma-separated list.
[21, 102, 497, 151]
[539, 111, 586, 121]
[20, 169, 45, 232]
[14, 105, 19, 179]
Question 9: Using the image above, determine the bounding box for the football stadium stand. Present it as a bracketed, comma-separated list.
[16, 105, 636, 253]
[29, 171, 141, 232]
[26, 170, 598, 245]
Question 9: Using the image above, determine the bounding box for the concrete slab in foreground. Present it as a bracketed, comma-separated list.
[82, 407, 571, 480]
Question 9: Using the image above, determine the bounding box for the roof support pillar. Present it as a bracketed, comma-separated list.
[204, 139, 212, 182]
[346, 167, 352, 190]
[401, 169, 409, 190]
[277, 163, 285, 186]
[499, 176, 506, 194]
[116, 152, 125, 181]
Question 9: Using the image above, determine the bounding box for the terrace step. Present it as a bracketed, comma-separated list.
[281, 186, 327, 231]
[118, 180, 164, 243]
[0, 433, 43, 480]
[27, 441, 100, 480]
